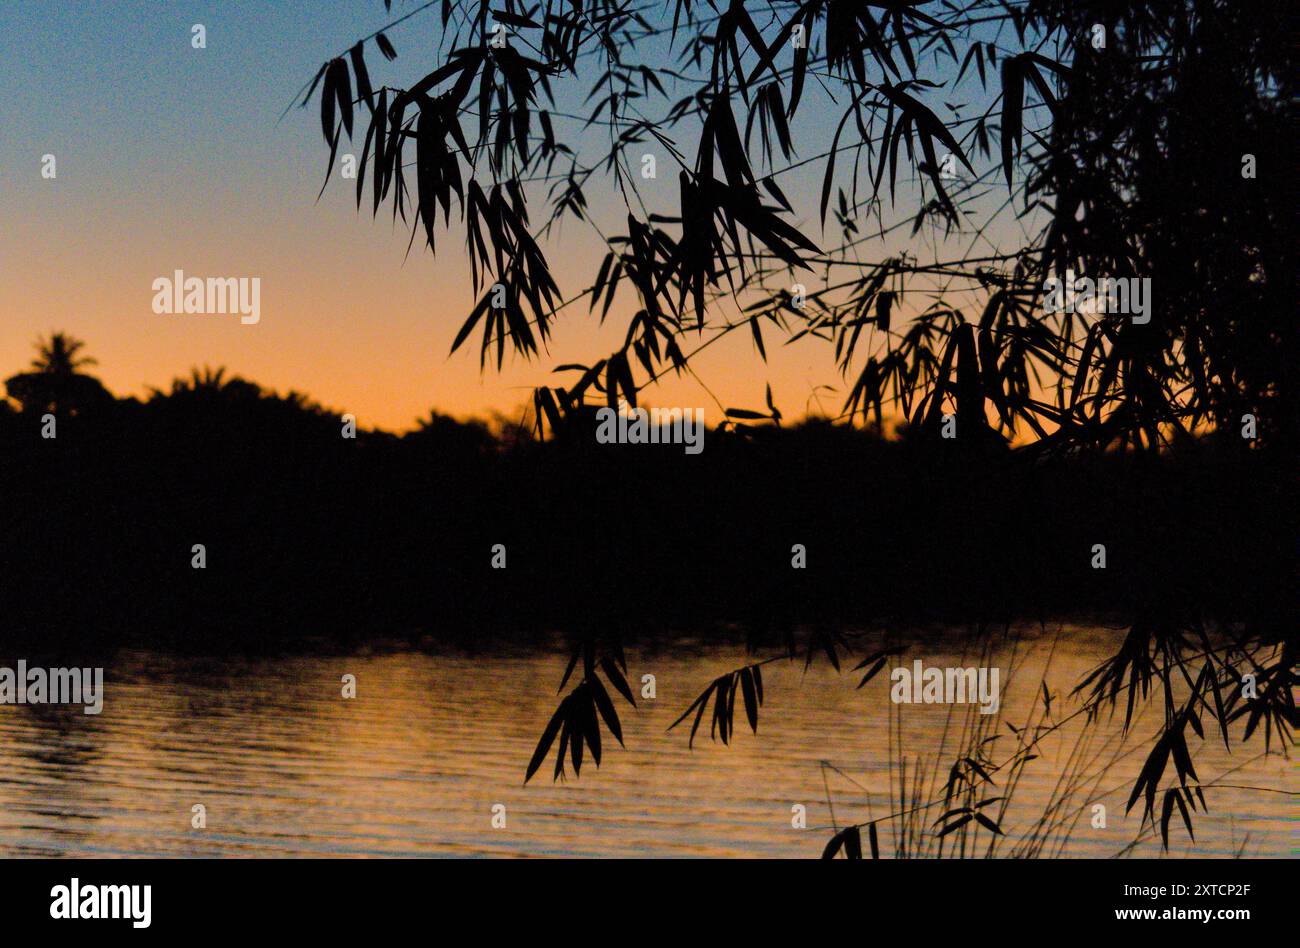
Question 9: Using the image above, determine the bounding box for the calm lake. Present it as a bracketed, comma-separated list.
[0, 626, 1291, 857]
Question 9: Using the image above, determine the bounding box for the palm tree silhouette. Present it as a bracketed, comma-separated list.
[149, 365, 265, 405]
[4, 332, 113, 415]
[31, 333, 97, 375]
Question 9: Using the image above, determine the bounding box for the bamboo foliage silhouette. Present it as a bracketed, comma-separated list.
[526, 637, 637, 782]
[298, 0, 1293, 846]
[304, 0, 1288, 450]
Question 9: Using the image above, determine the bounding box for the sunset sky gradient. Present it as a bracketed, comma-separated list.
[1, 1, 1014, 430]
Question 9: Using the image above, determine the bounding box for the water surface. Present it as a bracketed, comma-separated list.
[0, 627, 1290, 857]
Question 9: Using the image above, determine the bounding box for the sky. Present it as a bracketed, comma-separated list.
[0, 1, 1022, 431]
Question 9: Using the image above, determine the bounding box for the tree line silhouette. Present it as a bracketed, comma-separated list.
[0, 334, 1286, 661]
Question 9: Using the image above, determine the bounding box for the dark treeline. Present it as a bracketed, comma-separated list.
[0, 360, 1286, 655]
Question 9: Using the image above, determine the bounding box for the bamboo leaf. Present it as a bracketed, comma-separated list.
[936, 814, 973, 838]
[589, 671, 624, 746]
[843, 824, 862, 859]
[999, 55, 1024, 189]
[740, 666, 759, 733]
[821, 828, 846, 859]
[525, 698, 566, 783]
